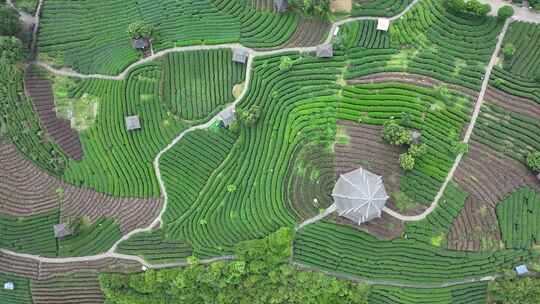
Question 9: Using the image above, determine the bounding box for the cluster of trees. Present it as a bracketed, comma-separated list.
[446, 0, 491, 18]
[237, 105, 261, 127]
[288, 0, 331, 18]
[488, 277, 540, 304]
[497, 5, 514, 21]
[100, 227, 371, 303]
[0, 4, 25, 65]
[381, 119, 426, 170]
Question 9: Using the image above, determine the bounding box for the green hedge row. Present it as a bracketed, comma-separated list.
[117, 229, 192, 263]
[368, 282, 487, 304]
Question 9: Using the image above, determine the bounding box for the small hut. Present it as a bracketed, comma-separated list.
[125, 115, 141, 131]
[53, 223, 72, 239]
[516, 265, 529, 276]
[132, 38, 149, 50]
[232, 49, 248, 64]
[4, 282, 14, 290]
[332, 167, 389, 224]
[316, 43, 333, 58]
[219, 107, 236, 127]
[377, 18, 390, 31]
[274, 0, 288, 13]
[411, 130, 421, 144]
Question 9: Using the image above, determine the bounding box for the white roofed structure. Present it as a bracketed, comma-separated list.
[125, 115, 141, 131]
[219, 107, 236, 127]
[332, 168, 389, 224]
[4, 282, 14, 290]
[232, 49, 248, 64]
[377, 18, 390, 31]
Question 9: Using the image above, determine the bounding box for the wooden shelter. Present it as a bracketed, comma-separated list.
[316, 43, 333, 58]
[53, 223, 73, 238]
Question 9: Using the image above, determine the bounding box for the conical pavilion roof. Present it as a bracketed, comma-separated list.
[332, 168, 389, 224]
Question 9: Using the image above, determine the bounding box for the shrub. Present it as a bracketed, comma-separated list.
[400, 153, 415, 170]
[527, 151, 540, 172]
[497, 5, 514, 21]
[127, 22, 154, 39]
[502, 43, 516, 60]
[382, 120, 412, 146]
[408, 143, 427, 158]
[451, 142, 469, 156]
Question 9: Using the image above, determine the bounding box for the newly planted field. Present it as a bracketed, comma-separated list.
[497, 187, 540, 250]
[24, 66, 83, 160]
[368, 282, 487, 304]
[117, 229, 192, 263]
[38, 0, 298, 74]
[352, 0, 413, 17]
[31, 272, 104, 304]
[0, 61, 68, 177]
[0, 272, 32, 304]
[161, 49, 245, 120]
[294, 221, 534, 284]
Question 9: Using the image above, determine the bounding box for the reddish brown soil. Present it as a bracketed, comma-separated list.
[449, 142, 540, 251]
[332, 120, 407, 239]
[31, 272, 105, 304]
[0, 250, 139, 281]
[349, 72, 479, 99]
[24, 67, 83, 160]
[258, 19, 330, 50]
[0, 139, 163, 234]
[485, 86, 540, 119]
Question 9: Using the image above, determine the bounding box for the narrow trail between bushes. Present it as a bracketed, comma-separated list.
[0, 0, 513, 288]
[382, 18, 512, 222]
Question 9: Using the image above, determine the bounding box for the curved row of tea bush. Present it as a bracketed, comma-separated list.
[161, 128, 238, 224]
[62, 64, 187, 197]
[294, 221, 535, 284]
[117, 229, 192, 263]
[38, 0, 298, 74]
[352, 0, 413, 17]
[346, 0, 502, 91]
[161, 49, 245, 120]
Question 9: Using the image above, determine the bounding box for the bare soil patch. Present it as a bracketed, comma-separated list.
[31, 272, 105, 304]
[485, 86, 540, 119]
[331, 0, 353, 13]
[0, 139, 163, 234]
[332, 120, 407, 239]
[449, 141, 540, 251]
[258, 18, 331, 50]
[24, 67, 83, 160]
[349, 72, 479, 99]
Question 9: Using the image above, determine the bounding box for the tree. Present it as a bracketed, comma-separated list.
[279, 56, 294, 71]
[0, 36, 25, 64]
[127, 22, 154, 39]
[497, 5, 515, 21]
[238, 105, 261, 127]
[488, 277, 540, 304]
[502, 43, 516, 60]
[382, 120, 412, 146]
[400, 153, 415, 170]
[446, 0, 491, 18]
[0, 6, 21, 36]
[408, 143, 427, 158]
[527, 151, 540, 172]
[451, 141, 469, 156]
[288, 0, 331, 18]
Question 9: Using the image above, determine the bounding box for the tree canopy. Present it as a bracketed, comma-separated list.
[0, 35, 25, 64]
[446, 0, 491, 18]
[0, 6, 21, 36]
[381, 119, 412, 146]
[489, 277, 540, 304]
[527, 151, 540, 172]
[100, 228, 371, 304]
[288, 0, 331, 18]
[127, 22, 154, 39]
[497, 5, 514, 21]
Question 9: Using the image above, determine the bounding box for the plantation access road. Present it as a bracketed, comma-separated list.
[0, 0, 513, 288]
[382, 18, 512, 222]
